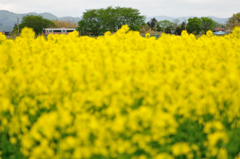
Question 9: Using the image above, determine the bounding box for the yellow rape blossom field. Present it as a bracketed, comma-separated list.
[1, 25, 240, 159]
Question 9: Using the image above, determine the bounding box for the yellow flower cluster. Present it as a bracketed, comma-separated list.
[1, 26, 240, 159]
[0, 32, 7, 42]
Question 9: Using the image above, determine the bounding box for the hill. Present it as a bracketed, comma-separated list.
[0, 10, 229, 32]
[0, 10, 81, 32]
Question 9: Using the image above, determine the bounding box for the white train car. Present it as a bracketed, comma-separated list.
[43, 28, 77, 35]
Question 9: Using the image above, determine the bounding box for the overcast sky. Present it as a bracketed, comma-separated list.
[0, 0, 239, 18]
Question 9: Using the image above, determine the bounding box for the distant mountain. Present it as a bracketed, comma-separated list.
[208, 16, 228, 24]
[0, 10, 229, 32]
[145, 15, 175, 22]
[0, 10, 81, 32]
[58, 17, 81, 23]
[39, 12, 58, 20]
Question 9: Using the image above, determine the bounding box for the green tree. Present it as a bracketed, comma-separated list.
[147, 18, 158, 30]
[77, 7, 145, 36]
[156, 25, 162, 32]
[103, 6, 119, 32]
[172, 18, 180, 31]
[19, 15, 55, 35]
[213, 22, 223, 28]
[156, 20, 172, 33]
[11, 23, 18, 36]
[165, 26, 172, 34]
[186, 17, 201, 35]
[77, 9, 103, 36]
[200, 17, 216, 34]
[175, 26, 181, 35]
[180, 21, 186, 31]
[227, 12, 240, 30]
[117, 7, 145, 31]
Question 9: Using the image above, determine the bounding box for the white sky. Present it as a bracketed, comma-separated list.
[0, 0, 239, 18]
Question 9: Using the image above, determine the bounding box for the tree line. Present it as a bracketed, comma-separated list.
[10, 7, 240, 36]
[78, 6, 145, 36]
[146, 17, 223, 35]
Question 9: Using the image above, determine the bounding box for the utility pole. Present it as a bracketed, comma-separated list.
[184, 17, 187, 30]
[155, 23, 157, 38]
[0, 23, 2, 32]
[17, 17, 19, 36]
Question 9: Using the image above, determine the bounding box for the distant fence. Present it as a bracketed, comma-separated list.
[141, 35, 161, 39]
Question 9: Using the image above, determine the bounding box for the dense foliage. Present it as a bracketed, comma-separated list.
[77, 7, 145, 36]
[186, 17, 202, 34]
[1, 26, 240, 159]
[187, 17, 220, 35]
[227, 12, 240, 30]
[147, 18, 158, 30]
[200, 17, 216, 34]
[13, 15, 55, 35]
[146, 17, 218, 35]
[156, 20, 173, 33]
